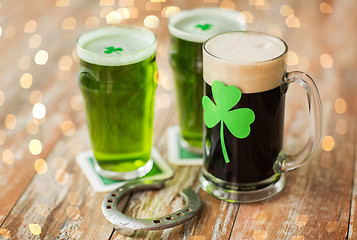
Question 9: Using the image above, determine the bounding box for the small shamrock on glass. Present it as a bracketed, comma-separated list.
[202, 81, 255, 163]
[104, 46, 123, 54]
[195, 23, 212, 31]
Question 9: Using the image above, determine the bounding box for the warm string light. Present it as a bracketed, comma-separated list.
[29, 34, 42, 49]
[29, 139, 43, 155]
[34, 50, 48, 65]
[119, 0, 134, 7]
[220, 0, 235, 10]
[336, 119, 348, 135]
[18, 56, 31, 70]
[20, 73, 33, 89]
[161, 6, 180, 18]
[56, 0, 70, 7]
[27, 119, 40, 135]
[32, 103, 46, 119]
[320, 53, 333, 68]
[320, 2, 333, 14]
[5, 114, 16, 130]
[335, 98, 347, 114]
[29, 90, 43, 105]
[239, 11, 253, 23]
[58, 55, 73, 71]
[55, 169, 69, 185]
[28, 224, 41, 236]
[255, 0, 271, 10]
[295, 214, 309, 227]
[144, 15, 160, 28]
[2, 149, 14, 165]
[24, 20, 37, 33]
[322, 136, 335, 152]
[70, 95, 84, 111]
[62, 17, 77, 30]
[34, 158, 48, 174]
[100, 0, 115, 6]
[280, 5, 300, 28]
[106, 11, 122, 24]
[280, 5, 294, 16]
[85, 16, 100, 29]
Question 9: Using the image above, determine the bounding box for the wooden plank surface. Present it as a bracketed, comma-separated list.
[0, 0, 356, 239]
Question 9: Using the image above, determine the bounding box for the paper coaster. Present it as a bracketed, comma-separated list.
[76, 148, 173, 192]
[167, 126, 203, 166]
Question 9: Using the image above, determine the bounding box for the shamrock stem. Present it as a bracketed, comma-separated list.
[220, 122, 230, 163]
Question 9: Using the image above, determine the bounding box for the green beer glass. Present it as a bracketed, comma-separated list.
[168, 8, 246, 154]
[76, 26, 157, 180]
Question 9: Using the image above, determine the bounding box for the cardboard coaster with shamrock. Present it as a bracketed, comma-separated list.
[166, 126, 203, 166]
[76, 148, 173, 192]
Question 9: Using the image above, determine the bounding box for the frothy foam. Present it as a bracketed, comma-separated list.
[76, 26, 156, 66]
[203, 32, 287, 93]
[168, 8, 246, 43]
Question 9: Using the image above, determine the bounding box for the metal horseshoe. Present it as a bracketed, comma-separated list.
[102, 180, 202, 236]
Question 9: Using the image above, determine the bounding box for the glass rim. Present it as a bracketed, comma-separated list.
[76, 25, 157, 66]
[203, 31, 288, 64]
[168, 7, 247, 43]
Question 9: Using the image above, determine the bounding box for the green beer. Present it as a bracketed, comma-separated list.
[76, 26, 157, 180]
[168, 8, 246, 153]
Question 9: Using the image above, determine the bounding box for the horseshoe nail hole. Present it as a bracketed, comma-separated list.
[153, 219, 161, 224]
[107, 199, 114, 203]
[111, 193, 117, 197]
[106, 205, 112, 209]
[166, 216, 173, 220]
[176, 212, 184, 217]
[185, 208, 192, 213]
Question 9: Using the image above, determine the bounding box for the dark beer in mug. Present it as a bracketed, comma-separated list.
[200, 32, 322, 202]
[168, 8, 246, 153]
[204, 85, 285, 184]
[76, 26, 157, 180]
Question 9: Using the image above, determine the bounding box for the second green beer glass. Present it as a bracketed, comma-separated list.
[76, 26, 157, 180]
[168, 8, 246, 154]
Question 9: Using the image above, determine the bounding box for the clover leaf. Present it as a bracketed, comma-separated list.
[195, 23, 212, 31]
[202, 81, 255, 163]
[104, 46, 123, 54]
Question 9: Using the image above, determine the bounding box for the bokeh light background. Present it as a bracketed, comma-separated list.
[0, 0, 353, 238]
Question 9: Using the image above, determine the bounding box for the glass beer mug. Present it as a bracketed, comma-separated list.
[200, 31, 322, 203]
[76, 26, 157, 180]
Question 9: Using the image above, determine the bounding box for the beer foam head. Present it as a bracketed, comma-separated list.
[168, 8, 246, 43]
[203, 32, 287, 93]
[76, 26, 156, 66]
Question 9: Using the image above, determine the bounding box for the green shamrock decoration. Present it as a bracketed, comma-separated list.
[195, 23, 212, 31]
[202, 81, 255, 163]
[104, 46, 123, 54]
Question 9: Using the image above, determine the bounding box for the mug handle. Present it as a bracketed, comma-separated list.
[274, 71, 323, 173]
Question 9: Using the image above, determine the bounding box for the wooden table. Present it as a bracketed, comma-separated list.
[0, 0, 356, 239]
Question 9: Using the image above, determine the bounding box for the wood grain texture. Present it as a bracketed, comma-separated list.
[0, 0, 356, 239]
